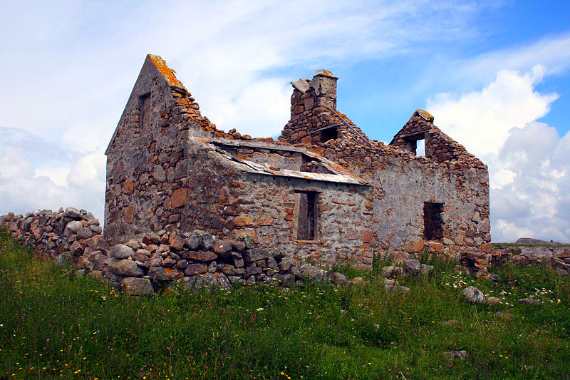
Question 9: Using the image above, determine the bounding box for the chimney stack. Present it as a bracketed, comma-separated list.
[311, 69, 337, 110]
[289, 70, 338, 121]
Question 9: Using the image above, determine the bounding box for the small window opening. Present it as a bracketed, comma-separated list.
[424, 202, 444, 241]
[320, 126, 338, 143]
[404, 133, 425, 156]
[139, 93, 151, 128]
[297, 191, 318, 240]
[416, 139, 426, 157]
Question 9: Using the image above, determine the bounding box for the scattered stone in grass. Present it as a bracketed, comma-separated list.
[351, 276, 366, 285]
[329, 272, 349, 286]
[486, 296, 501, 305]
[495, 311, 513, 321]
[382, 265, 403, 278]
[463, 286, 486, 304]
[442, 319, 459, 326]
[519, 297, 541, 305]
[384, 278, 410, 293]
[55, 253, 72, 266]
[444, 350, 468, 360]
[404, 259, 422, 275]
[420, 264, 434, 274]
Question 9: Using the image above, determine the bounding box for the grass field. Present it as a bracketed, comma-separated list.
[1, 230, 569, 379]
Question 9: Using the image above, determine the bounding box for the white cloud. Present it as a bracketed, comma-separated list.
[461, 32, 570, 81]
[427, 66, 558, 157]
[429, 69, 570, 242]
[0, 129, 105, 220]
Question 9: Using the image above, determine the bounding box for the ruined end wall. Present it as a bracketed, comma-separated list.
[104, 55, 235, 244]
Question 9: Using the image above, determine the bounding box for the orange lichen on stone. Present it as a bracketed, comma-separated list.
[147, 54, 185, 89]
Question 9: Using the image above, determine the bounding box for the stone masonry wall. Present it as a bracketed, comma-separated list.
[229, 174, 375, 269]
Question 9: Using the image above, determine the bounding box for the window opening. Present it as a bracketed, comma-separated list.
[139, 93, 151, 128]
[404, 133, 425, 156]
[297, 191, 318, 240]
[320, 126, 338, 143]
[424, 202, 444, 241]
[416, 139, 426, 157]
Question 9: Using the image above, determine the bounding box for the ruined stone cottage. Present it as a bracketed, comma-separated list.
[104, 55, 491, 271]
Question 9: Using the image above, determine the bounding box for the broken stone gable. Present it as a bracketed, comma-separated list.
[104, 55, 490, 270]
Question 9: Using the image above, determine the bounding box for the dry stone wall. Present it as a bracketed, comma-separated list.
[2, 209, 342, 296]
[491, 245, 570, 275]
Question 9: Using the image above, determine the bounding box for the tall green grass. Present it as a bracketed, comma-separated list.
[1, 229, 569, 379]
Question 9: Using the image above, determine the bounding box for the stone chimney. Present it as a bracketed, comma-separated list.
[310, 69, 338, 110]
[290, 70, 338, 120]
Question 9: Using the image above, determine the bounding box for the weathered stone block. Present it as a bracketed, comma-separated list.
[122, 277, 154, 296]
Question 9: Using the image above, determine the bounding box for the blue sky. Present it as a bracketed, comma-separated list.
[1, 1, 570, 242]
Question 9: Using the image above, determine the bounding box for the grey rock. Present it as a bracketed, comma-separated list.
[64, 207, 83, 220]
[232, 251, 245, 268]
[109, 259, 143, 277]
[382, 265, 403, 278]
[125, 239, 142, 250]
[201, 233, 215, 250]
[110, 244, 134, 259]
[76, 227, 93, 240]
[65, 221, 83, 234]
[184, 273, 231, 289]
[329, 272, 349, 285]
[185, 233, 202, 250]
[463, 286, 486, 304]
[300, 264, 326, 281]
[55, 253, 72, 266]
[420, 264, 434, 274]
[404, 259, 422, 275]
[444, 350, 468, 360]
[279, 258, 293, 272]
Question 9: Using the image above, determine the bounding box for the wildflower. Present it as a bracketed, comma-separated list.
[256, 307, 264, 312]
